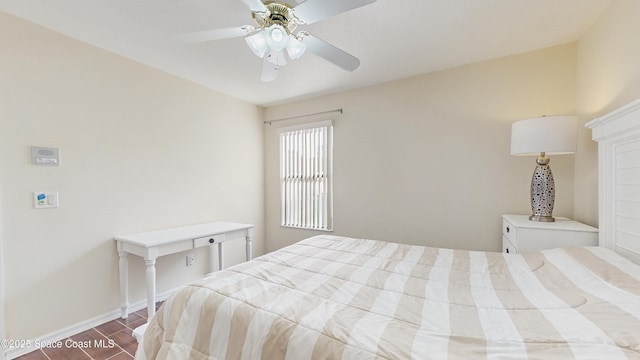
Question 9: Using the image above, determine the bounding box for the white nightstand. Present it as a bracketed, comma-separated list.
[502, 214, 598, 254]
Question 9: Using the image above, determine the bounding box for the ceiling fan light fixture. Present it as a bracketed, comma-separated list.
[245, 30, 268, 57]
[286, 35, 306, 60]
[266, 25, 289, 51]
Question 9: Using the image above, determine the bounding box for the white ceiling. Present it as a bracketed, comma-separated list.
[0, 0, 611, 106]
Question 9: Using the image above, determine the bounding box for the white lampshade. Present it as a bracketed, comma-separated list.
[265, 49, 288, 66]
[286, 35, 306, 60]
[511, 115, 578, 156]
[245, 31, 268, 58]
[266, 25, 289, 51]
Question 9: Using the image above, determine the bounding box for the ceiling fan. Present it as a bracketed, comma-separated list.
[177, 0, 377, 81]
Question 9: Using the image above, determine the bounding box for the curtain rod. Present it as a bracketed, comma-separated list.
[264, 108, 343, 125]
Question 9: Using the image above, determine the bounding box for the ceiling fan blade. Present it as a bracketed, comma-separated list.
[241, 0, 268, 13]
[301, 34, 360, 72]
[174, 26, 249, 43]
[261, 54, 279, 82]
[293, 0, 376, 24]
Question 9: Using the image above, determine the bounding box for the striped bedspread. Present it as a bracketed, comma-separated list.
[135, 235, 640, 359]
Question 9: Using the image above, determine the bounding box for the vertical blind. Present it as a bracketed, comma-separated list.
[279, 121, 333, 230]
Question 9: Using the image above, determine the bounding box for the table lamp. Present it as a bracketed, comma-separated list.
[510, 115, 577, 222]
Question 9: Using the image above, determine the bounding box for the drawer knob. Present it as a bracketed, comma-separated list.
[209, 238, 215, 244]
[506, 248, 510, 254]
[506, 226, 510, 233]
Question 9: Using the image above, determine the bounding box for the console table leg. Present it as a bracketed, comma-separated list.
[145, 258, 157, 320]
[218, 243, 223, 270]
[118, 249, 129, 319]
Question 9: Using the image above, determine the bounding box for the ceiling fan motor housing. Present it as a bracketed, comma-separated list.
[252, 2, 300, 34]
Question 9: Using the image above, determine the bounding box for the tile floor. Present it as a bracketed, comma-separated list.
[14, 304, 161, 360]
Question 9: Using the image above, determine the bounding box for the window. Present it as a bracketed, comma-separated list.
[279, 120, 333, 230]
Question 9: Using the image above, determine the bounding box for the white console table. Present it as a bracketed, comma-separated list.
[115, 221, 253, 320]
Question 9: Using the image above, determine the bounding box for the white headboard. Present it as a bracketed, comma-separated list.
[587, 99, 640, 264]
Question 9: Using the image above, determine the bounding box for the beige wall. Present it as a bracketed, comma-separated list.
[574, 0, 640, 226]
[0, 12, 264, 341]
[264, 44, 578, 252]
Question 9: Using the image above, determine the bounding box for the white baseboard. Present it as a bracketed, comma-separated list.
[5, 288, 179, 360]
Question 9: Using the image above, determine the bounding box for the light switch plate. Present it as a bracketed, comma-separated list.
[34, 192, 59, 209]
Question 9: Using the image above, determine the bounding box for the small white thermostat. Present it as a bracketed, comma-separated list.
[34, 192, 59, 209]
[32, 146, 60, 166]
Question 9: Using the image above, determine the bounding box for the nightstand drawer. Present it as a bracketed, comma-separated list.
[502, 218, 517, 248]
[502, 236, 516, 254]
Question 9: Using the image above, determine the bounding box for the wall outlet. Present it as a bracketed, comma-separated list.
[186, 254, 195, 266]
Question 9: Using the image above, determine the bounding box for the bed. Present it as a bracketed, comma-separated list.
[135, 99, 640, 360]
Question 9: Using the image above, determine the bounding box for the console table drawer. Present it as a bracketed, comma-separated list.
[194, 234, 226, 248]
